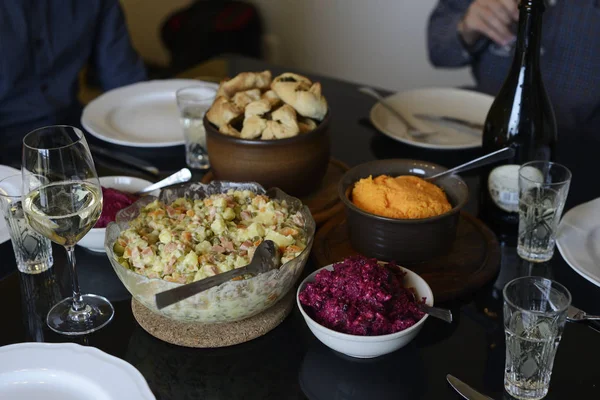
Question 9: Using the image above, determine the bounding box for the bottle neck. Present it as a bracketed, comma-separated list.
[511, 0, 544, 72]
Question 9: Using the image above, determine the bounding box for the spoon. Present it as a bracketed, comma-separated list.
[358, 86, 437, 138]
[135, 168, 192, 195]
[567, 305, 600, 322]
[410, 291, 453, 323]
[154, 240, 281, 310]
[425, 146, 516, 181]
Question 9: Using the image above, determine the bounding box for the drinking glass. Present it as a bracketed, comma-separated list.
[517, 161, 571, 262]
[176, 85, 217, 170]
[503, 276, 571, 400]
[0, 174, 53, 274]
[22, 125, 114, 335]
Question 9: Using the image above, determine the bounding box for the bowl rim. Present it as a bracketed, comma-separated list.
[203, 112, 330, 146]
[338, 158, 469, 224]
[296, 262, 433, 342]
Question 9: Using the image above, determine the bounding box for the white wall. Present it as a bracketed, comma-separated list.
[248, 0, 474, 91]
[121, 0, 475, 91]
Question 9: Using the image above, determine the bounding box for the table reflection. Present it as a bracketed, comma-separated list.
[299, 342, 426, 400]
[124, 318, 306, 400]
[18, 268, 62, 342]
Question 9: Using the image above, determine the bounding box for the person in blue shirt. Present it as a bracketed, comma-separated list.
[0, 0, 147, 151]
[428, 0, 600, 138]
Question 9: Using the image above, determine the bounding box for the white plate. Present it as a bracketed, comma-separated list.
[556, 198, 600, 287]
[369, 88, 494, 150]
[0, 165, 22, 244]
[81, 79, 218, 148]
[0, 342, 155, 400]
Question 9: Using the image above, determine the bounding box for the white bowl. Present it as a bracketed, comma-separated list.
[78, 176, 157, 252]
[297, 263, 434, 359]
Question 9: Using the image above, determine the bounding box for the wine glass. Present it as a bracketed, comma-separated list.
[22, 125, 114, 335]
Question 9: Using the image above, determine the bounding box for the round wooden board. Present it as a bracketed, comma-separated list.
[312, 211, 501, 303]
[201, 158, 349, 225]
[131, 291, 294, 348]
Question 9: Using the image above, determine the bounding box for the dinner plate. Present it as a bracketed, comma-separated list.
[556, 198, 600, 287]
[81, 79, 218, 148]
[369, 88, 494, 150]
[0, 342, 155, 400]
[0, 164, 22, 244]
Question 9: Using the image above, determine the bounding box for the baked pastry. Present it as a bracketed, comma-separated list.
[206, 96, 242, 128]
[206, 70, 326, 139]
[232, 89, 261, 110]
[298, 117, 318, 133]
[217, 70, 272, 99]
[271, 73, 327, 121]
[272, 73, 312, 86]
[241, 115, 267, 139]
[261, 105, 300, 140]
[219, 124, 241, 137]
[245, 98, 272, 118]
[261, 90, 281, 107]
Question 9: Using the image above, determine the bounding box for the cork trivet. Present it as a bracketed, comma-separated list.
[201, 158, 349, 226]
[131, 291, 295, 348]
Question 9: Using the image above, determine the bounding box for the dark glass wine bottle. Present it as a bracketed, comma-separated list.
[479, 0, 557, 239]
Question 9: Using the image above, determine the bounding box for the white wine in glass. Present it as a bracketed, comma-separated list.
[22, 125, 114, 335]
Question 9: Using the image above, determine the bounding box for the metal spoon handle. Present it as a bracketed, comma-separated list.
[155, 266, 248, 310]
[421, 304, 453, 323]
[426, 146, 515, 181]
[135, 168, 192, 195]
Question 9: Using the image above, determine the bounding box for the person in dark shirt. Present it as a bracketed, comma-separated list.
[0, 0, 147, 151]
[428, 0, 600, 138]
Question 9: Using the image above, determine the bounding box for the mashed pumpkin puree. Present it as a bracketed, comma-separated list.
[352, 175, 452, 219]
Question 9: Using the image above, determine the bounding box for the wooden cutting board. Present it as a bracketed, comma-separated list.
[312, 211, 501, 303]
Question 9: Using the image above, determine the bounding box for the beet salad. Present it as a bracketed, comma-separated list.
[94, 187, 140, 228]
[299, 256, 426, 336]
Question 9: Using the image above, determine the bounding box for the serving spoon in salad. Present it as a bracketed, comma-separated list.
[154, 240, 281, 310]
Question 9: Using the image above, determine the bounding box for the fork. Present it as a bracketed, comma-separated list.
[358, 86, 437, 139]
[567, 305, 600, 322]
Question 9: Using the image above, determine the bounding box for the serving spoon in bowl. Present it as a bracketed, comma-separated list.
[425, 146, 515, 182]
[410, 291, 453, 323]
[135, 168, 192, 195]
[154, 240, 281, 310]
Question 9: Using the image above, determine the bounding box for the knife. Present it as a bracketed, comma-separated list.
[414, 113, 485, 131]
[447, 374, 495, 400]
[89, 144, 160, 177]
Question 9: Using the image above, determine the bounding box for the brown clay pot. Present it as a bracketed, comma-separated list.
[338, 159, 470, 264]
[204, 113, 331, 196]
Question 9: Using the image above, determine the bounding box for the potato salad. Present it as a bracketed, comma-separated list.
[114, 190, 307, 284]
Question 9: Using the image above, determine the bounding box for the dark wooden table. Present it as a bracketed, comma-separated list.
[1, 56, 599, 400]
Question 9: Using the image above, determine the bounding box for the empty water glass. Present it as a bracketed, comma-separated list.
[517, 161, 571, 262]
[0, 174, 53, 274]
[176, 85, 217, 170]
[503, 276, 571, 400]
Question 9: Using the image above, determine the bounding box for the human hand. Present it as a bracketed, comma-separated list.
[458, 0, 519, 47]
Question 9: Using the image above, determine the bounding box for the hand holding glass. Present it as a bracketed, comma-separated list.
[503, 276, 571, 400]
[22, 126, 114, 335]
